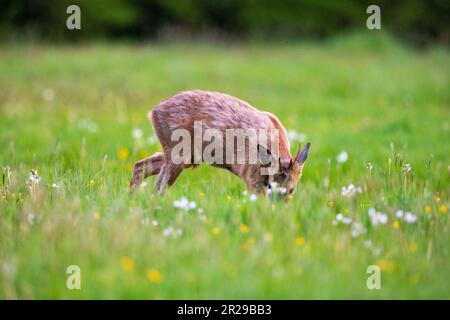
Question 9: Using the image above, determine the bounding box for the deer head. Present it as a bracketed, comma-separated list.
[272, 142, 310, 196]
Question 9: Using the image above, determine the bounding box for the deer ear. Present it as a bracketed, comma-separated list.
[295, 142, 310, 165]
[257, 144, 272, 165]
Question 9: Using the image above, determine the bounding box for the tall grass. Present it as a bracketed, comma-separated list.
[0, 34, 449, 298]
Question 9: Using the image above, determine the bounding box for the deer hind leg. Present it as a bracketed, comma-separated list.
[129, 152, 165, 191]
[155, 163, 182, 195]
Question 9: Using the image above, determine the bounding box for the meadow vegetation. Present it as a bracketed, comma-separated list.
[0, 33, 449, 298]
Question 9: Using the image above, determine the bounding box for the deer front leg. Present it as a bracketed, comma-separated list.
[155, 163, 182, 195]
[239, 165, 268, 196]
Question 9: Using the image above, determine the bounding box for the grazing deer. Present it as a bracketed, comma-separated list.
[129, 90, 310, 196]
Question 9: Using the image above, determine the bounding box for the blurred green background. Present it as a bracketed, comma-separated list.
[0, 0, 449, 46]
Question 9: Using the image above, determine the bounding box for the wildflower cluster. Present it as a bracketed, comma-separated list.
[173, 197, 196, 211]
[265, 182, 287, 197]
[368, 208, 388, 226]
[163, 226, 182, 238]
[395, 210, 417, 224]
[332, 213, 367, 238]
[341, 184, 362, 198]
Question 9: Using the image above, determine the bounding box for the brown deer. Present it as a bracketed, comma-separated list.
[129, 90, 310, 196]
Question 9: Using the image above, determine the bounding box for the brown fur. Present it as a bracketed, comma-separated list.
[129, 90, 310, 195]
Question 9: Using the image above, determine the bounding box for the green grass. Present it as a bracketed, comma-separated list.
[0, 34, 449, 299]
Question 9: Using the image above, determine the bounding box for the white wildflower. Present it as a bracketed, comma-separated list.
[132, 128, 143, 139]
[265, 182, 288, 197]
[162, 226, 182, 238]
[342, 217, 353, 225]
[163, 226, 173, 237]
[395, 209, 417, 224]
[249, 194, 258, 202]
[403, 212, 417, 224]
[51, 183, 62, 189]
[197, 208, 204, 214]
[403, 163, 412, 173]
[368, 207, 388, 226]
[173, 197, 196, 211]
[341, 184, 362, 198]
[364, 240, 372, 248]
[366, 163, 373, 170]
[351, 222, 366, 238]
[152, 220, 159, 226]
[336, 151, 348, 163]
[28, 169, 41, 184]
[333, 213, 354, 226]
[139, 182, 148, 190]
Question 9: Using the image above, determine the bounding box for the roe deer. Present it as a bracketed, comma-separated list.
[129, 90, 310, 196]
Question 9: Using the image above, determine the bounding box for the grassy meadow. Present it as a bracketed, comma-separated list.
[0, 34, 449, 299]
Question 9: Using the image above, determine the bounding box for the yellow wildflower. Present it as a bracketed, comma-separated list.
[93, 211, 101, 220]
[117, 148, 129, 160]
[200, 191, 205, 197]
[226, 195, 232, 201]
[433, 195, 440, 203]
[89, 179, 95, 186]
[392, 221, 400, 229]
[240, 224, 249, 233]
[147, 269, 162, 283]
[327, 200, 334, 208]
[295, 236, 305, 246]
[424, 205, 432, 213]
[439, 204, 447, 214]
[120, 257, 135, 272]
[376, 259, 396, 272]
[212, 227, 220, 235]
